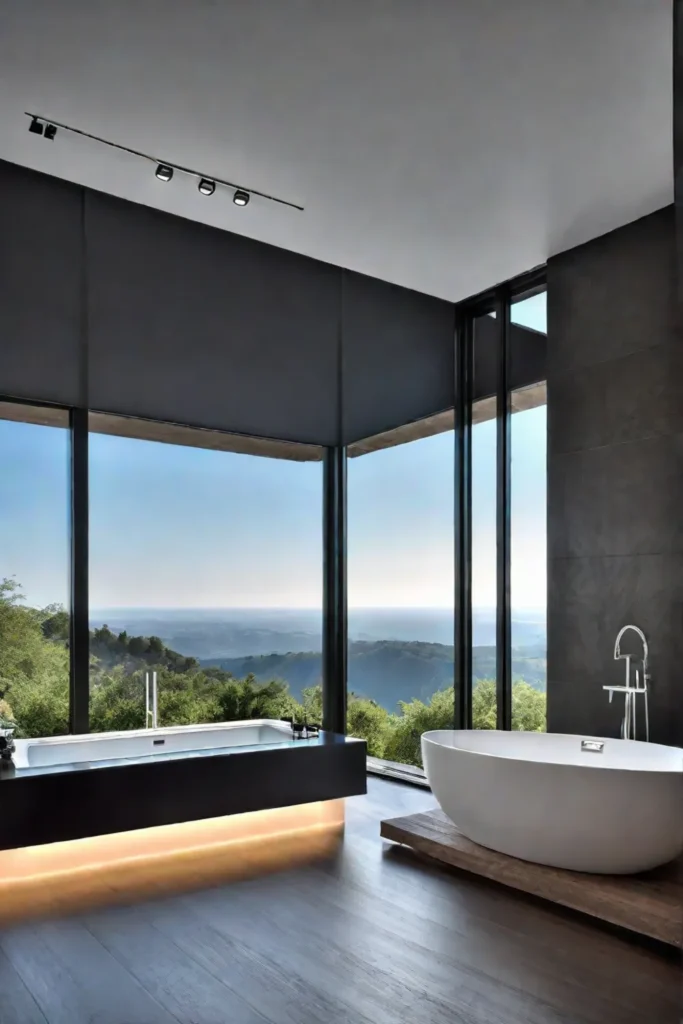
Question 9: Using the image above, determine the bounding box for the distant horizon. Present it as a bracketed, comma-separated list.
[87, 604, 546, 614]
[84, 604, 546, 660]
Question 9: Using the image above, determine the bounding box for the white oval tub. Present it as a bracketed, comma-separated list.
[421, 730, 683, 874]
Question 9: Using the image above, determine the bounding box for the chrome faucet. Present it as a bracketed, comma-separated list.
[145, 671, 158, 730]
[603, 625, 650, 741]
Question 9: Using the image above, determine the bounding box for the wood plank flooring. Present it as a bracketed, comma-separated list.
[381, 807, 683, 947]
[0, 778, 679, 1024]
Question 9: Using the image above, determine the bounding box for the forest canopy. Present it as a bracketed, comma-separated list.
[0, 578, 546, 768]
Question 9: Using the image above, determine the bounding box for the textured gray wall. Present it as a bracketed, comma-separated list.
[547, 206, 682, 745]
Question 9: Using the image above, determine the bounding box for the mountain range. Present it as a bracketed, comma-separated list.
[201, 640, 546, 712]
[90, 607, 546, 658]
[88, 608, 546, 714]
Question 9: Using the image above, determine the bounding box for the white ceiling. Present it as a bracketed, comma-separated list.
[0, 0, 672, 301]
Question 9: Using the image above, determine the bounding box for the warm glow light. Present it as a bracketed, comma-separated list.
[0, 801, 344, 926]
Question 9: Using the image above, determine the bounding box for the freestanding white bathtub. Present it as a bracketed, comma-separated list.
[13, 719, 297, 770]
[421, 730, 683, 874]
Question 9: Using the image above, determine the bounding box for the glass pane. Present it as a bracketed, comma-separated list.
[0, 403, 70, 738]
[89, 414, 323, 733]
[472, 314, 498, 728]
[510, 292, 547, 731]
[347, 420, 454, 769]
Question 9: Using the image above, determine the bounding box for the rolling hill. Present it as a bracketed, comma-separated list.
[202, 640, 546, 712]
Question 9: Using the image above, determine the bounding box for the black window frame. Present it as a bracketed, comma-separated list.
[0, 262, 545, 748]
[456, 265, 547, 735]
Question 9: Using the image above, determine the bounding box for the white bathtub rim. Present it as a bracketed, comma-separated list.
[13, 719, 294, 769]
[16, 718, 291, 748]
[421, 729, 683, 774]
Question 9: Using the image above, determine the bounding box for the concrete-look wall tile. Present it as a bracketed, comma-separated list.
[548, 341, 683, 457]
[547, 207, 676, 376]
[547, 554, 683, 745]
[548, 433, 683, 559]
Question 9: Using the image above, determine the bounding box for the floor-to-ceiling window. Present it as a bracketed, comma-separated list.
[461, 275, 547, 734]
[0, 277, 546, 748]
[346, 418, 454, 770]
[471, 312, 498, 728]
[510, 291, 547, 730]
[88, 414, 323, 733]
[0, 402, 71, 738]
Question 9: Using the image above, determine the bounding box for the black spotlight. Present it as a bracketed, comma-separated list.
[155, 163, 173, 182]
[44, 123, 57, 141]
[233, 189, 250, 207]
[28, 117, 44, 136]
[198, 178, 216, 196]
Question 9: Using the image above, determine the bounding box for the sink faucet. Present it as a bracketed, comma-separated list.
[145, 671, 158, 729]
[603, 625, 650, 741]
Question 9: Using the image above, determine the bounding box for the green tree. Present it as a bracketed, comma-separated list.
[0, 698, 15, 725]
[472, 679, 497, 729]
[300, 684, 323, 723]
[511, 680, 546, 731]
[148, 636, 165, 658]
[41, 607, 70, 643]
[347, 697, 392, 757]
[471, 678, 547, 732]
[383, 687, 454, 767]
[0, 579, 70, 736]
[127, 636, 149, 657]
[0, 579, 50, 692]
[9, 669, 70, 738]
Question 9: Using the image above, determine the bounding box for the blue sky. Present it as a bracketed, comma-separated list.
[0, 296, 546, 612]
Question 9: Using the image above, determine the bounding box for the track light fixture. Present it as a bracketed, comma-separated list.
[28, 117, 57, 140]
[23, 111, 304, 211]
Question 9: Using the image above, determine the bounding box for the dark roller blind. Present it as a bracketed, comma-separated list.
[0, 160, 84, 406]
[341, 269, 455, 444]
[86, 192, 342, 445]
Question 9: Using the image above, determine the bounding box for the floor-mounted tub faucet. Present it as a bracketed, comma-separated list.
[603, 625, 650, 741]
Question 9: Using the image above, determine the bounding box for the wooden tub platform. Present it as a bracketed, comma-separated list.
[380, 808, 683, 947]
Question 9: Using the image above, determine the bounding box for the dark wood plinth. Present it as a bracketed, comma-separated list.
[0, 733, 367, 850]
[381, 808, 683, 947]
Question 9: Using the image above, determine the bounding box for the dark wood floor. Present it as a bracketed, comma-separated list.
[0, 778, 679, 1024]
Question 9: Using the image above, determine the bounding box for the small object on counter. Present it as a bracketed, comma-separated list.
[0, 722, 16, 767]
[285, 719, 321, 739]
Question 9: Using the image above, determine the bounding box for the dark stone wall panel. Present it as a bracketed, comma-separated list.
[549, 341, 683, 457]
[548, 206, 676, 376]
[547, 554, 683, 747]
[547, 206, 682, 746]
[548, 434, 683, 559]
